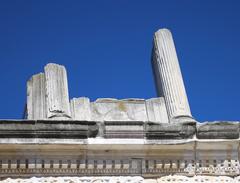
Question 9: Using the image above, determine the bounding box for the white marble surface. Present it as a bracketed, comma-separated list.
[27, 73, 46, 119]
[152, 28, 192, 121]
[145, 97, 169, 123]
[44, 63, 71, 119]
[70, 97, 91, 120]
[25, 63, 177, 123]
[91, 98, 148, 122]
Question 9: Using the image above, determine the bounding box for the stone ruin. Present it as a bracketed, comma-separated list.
[0, 29, 239, 183]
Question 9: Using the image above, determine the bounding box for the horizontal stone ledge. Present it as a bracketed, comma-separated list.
[0, 120, 239, 140]
[197, 121, 239, 139]
[102, 121, 145, 139]
[146, 122, 196, 139]
[0, 120, 98, 138]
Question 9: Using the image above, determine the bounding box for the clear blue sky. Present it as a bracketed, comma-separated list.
[0, 0, 239, 121]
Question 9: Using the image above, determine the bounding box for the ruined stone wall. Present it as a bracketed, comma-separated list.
[0, 29, 238, 183]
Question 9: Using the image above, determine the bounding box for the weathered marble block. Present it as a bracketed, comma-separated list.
[91, 98, 148, 122]
[104, 121, 144, 138]
[70, 97, 91, 120]
[145, 98, 169, 123]
[197, 121, 239, 139]
[0, 120, 98, 138]
[146, 122, 196, 139]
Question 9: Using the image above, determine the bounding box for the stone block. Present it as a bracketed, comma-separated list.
[115, 160, 121, 169]
[70, 97, 91, 120]
[44, 160, 50, 169]
[91, 98, 148, 122]
[197, 121, 239, 139]
[53, 161, 59, 169]
[88, 160, 94, 169]
[79, 160, 86, 169]
[19, 162, 26, 169]
[172, 161, 177, 169]
[104, 121, 144, 138]
[148, 160, 154, 169]
[0, 120, 98, 138]
[2, 160, 8, 169]
[97, 160, 103, 169]
[71, 164, 77, 169]
[36, 160, 42, 169]
[61, 160, 68, 169]
[106, 160, 112, 169]
[28, 161, 35, 169]
[145, 98, 169, 123]
[156, 160, 163, 169]
[123, 160, 129, 169]
[146, 122, 196, 139]
[11, 160, 17, 169]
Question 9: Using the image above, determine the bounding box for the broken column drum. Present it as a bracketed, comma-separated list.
[44, 63, 71, 119]
[27, 63, 72, 120]
[152, 29, 193, 122]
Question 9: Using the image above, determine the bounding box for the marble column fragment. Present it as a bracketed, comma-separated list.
[27, 73, 46, 119]
[44, 63, 71, 119]
[70, 97, 91, 120]
[152, 29, 193, 122]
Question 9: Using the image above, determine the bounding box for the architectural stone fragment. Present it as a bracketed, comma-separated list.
[146, 122, 196, 139]
[196, 140, 239, 175]
[27, 73, 46, 119]
[91, 98, 148, 122]
[70, 97, 91, 120]
[104, 121, 144, 138]
[44, 63, 71, 119]
[0, 120, 98, 138]
[145, 97, 169, 123]
[152, 28, 193, 122]
[197, 121, 239, 139]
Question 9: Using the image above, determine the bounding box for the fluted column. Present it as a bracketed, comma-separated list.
[152, 28, 193, 122]
[44, 63, 71, 119]
[27, 73, 46, 119]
